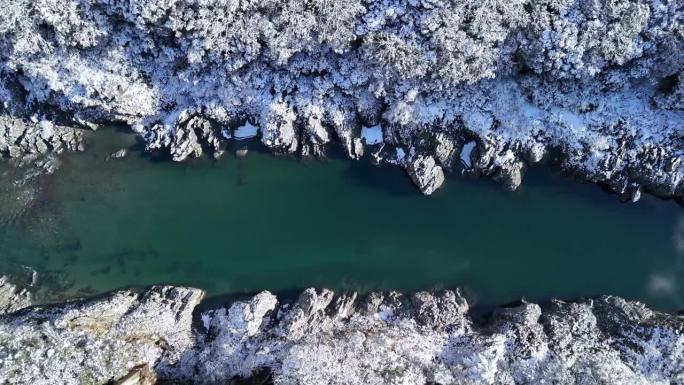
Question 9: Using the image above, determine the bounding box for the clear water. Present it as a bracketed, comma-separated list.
[0, 129, 682, 309]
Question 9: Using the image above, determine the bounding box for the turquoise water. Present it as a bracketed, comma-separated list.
[0, 129, 682, 309]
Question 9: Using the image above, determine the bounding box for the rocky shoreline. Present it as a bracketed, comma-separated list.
[1, 0, 682, 200]
[0, 278, 682, 384]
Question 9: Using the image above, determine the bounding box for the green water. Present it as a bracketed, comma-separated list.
[0, 129, 682, 309]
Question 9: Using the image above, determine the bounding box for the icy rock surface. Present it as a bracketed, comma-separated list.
[0, 0, 683, 198]
[0, 285, 682, 385]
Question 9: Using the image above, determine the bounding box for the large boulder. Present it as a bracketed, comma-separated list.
[405, 154, 445, 195]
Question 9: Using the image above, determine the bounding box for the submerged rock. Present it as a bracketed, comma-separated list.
[0, 285, 681, 385]
[106, 148, 128, 160]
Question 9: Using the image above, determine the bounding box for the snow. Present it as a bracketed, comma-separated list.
[201, 311, 214, 330]
[395, 147, 406, 161]
[233, 122, 259, 140]
[361, 125, 383, 145]
[460, 142, 476, 168]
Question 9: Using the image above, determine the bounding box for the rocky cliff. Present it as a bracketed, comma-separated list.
[0, 279, 681, 385]
[0, 0, 682, 199]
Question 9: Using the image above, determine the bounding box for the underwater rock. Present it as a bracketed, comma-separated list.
[1, 286, 681, 385]
[106, 148, 128, 160]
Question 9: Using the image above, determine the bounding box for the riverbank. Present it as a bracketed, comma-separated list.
[0, 280, 681, 385]
[1, 0, 683, 202]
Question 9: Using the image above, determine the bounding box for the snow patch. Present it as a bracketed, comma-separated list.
[395, 147, 406, 161]
[234, 122, 259, 140]
[460, 142, 476, 168]
[361, 125, 383, 145]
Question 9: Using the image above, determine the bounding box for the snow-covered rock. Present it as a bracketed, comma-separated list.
[405, 153, 445, 195]
[0, 286, 682, 385]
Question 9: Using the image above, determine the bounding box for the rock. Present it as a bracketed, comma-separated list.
[411, 289, 468, 328]
[352, 138, 364, 159]
[0, 116, 84, 159]
[106, 148, 128, 160]
[492, 153, 525, 191]
[433, 133, 456, 169]
[0, 276, 32, 315]
[405, 153, 445, 195]
[192, 116, 224, 158]
[278, 288, 335, 338]
[170, 117, 203, 161]
[113, 365, 156, 385]
[260, 101, 298, 154]
[302, 112, 331, 157]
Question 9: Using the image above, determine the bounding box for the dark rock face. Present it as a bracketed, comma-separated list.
[0, 0, 682, 198]
[0, 283, 682, 385]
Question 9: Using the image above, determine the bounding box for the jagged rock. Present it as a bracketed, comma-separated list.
[433, 133, 457, 170]
[301, 112, 331, 157]
[278, 288, 335, 338]
[0, 276, 32, 315]
[411, 289, 468, 328]
[0, 287, 682, 385]
[260, 101, 298, 154]
[170, 115, 204, 161]
[492, 153, 525, 191]
[0, 116, 84, 159]
[192, 116, 224, 159]
[405, 154, 445, 195]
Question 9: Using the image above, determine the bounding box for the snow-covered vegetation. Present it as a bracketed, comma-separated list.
[0, 0, 682, 197]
